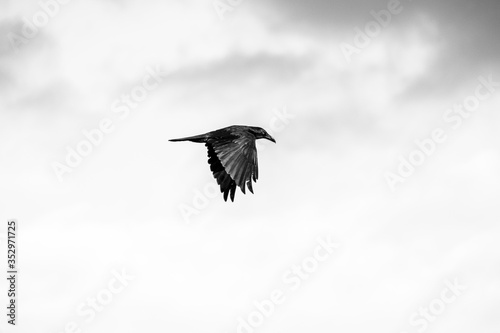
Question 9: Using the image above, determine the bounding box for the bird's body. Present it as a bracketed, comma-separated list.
[170, 125, 276, 202]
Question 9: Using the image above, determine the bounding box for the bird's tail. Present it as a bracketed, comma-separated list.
[169, 134, 207, 143]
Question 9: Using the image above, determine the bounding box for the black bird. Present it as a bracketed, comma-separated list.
[170, 125, 276, 202]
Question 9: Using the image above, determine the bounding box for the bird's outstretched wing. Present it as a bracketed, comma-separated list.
[205, 132, 258, 202]
[206, 144, 237, 202]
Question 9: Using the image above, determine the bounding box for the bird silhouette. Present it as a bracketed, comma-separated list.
[170, 125, 276, 202]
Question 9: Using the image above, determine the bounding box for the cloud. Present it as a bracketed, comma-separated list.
[259, 0, 500, 81]
[254, 0, 392, 27]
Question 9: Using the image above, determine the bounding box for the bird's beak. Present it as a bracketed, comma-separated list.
[266, 134, 276, 143]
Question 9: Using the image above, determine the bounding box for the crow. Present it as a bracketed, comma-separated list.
[170, 125, 276, 202]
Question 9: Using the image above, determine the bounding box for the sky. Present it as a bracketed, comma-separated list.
[0, 0, 499, 332]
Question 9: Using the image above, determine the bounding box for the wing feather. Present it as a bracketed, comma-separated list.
[206, 143, 237, 202]
[206, 131, 259, 201]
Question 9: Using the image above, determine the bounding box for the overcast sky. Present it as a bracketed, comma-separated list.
[1, 0, 499, 332]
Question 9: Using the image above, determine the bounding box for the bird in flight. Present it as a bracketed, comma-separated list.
[170, 125, 276, 202]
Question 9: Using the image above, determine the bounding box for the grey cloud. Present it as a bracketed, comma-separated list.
[171, 53, 313, 83]
[255, 0, 500, 95]
[253, 0, 391, 28]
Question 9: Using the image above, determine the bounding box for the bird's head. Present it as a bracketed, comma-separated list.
[250, 127, 276, 143]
